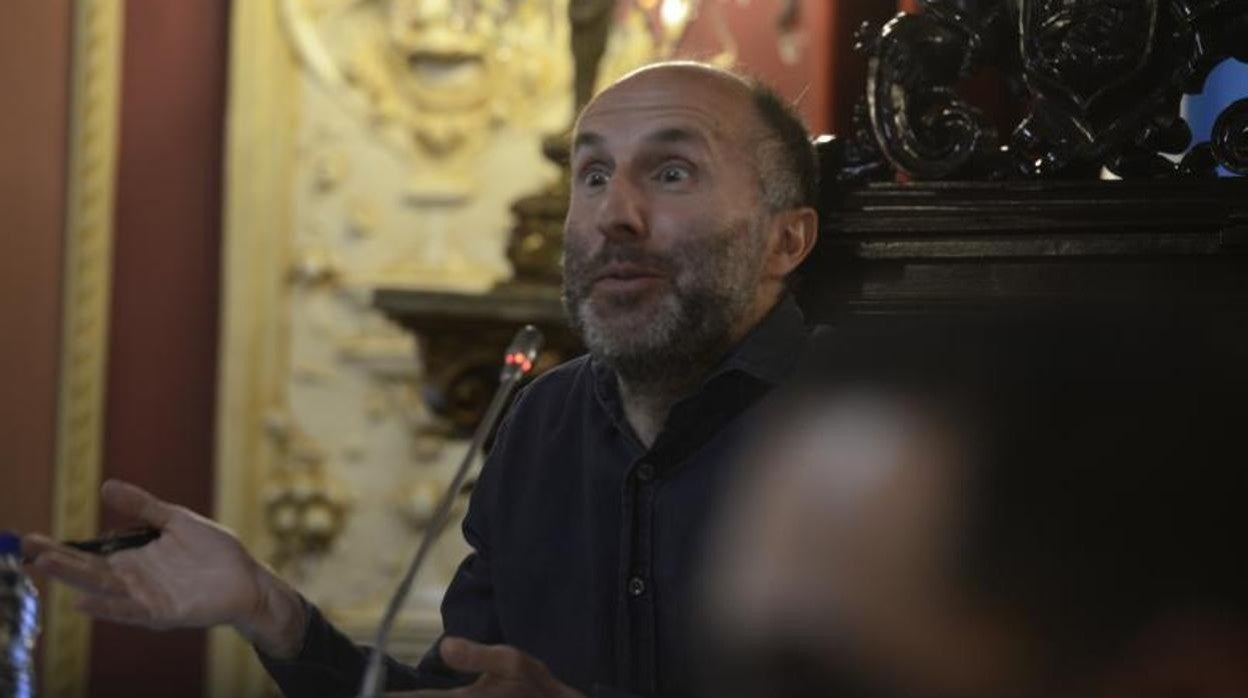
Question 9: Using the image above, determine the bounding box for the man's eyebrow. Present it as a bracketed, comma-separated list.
[573, 131, 604, 153]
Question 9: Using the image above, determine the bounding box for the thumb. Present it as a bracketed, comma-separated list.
[439, 637, 529, 678]
[101, 479, 174, 528]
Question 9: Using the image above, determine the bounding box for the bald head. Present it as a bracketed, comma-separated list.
[577, 61, 817, 214]
[604, 61, 756, 103]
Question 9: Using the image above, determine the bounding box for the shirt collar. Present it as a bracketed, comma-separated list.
[710, 293, 808, 386]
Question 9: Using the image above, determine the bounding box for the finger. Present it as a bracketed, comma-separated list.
[20, 533, 68, 561]
[32, 550, 128, 596]
[75, 594, 152, 626]
[439, 637, 535, 680]
[101, 479, 174, 528]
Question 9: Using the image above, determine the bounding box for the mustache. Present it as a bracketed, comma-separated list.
[566, 242, 678, 285]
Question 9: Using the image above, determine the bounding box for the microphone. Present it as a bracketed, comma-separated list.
[358, 325, 544, 698]
[500, 324, 543, 382]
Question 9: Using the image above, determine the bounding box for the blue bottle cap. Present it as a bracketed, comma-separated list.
[0, 532, 21, 556]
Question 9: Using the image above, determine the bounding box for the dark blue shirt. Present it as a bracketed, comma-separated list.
[260, 296, 811, 697]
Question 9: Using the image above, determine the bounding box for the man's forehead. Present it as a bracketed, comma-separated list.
[575, 105, 725, 149]
[574, 67, 756, 147]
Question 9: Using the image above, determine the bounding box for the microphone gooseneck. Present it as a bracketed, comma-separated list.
[358, 325, 544, 698]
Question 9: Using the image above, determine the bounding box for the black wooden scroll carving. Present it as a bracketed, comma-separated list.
[839, 0, 1248, 181]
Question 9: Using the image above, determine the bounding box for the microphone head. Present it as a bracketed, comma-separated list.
[502, 325, 544, 378]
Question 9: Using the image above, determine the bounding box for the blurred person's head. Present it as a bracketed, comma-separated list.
[700, 309, 1248, 698]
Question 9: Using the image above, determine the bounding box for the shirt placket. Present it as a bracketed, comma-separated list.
[615, 449, 660, 695]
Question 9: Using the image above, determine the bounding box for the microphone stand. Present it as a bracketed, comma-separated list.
[358, 326, 544, 698]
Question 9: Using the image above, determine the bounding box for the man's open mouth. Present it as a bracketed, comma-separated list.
[595, 264, 664, 282]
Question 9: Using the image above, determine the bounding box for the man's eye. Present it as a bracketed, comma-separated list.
[581, 169, 609, 188]
[657, 165, 692, 184]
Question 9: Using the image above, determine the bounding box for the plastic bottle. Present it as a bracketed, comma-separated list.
[0, 532, 38, 698]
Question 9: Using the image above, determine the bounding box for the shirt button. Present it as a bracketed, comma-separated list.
[627, 576, 647, 597]
[635, 462, 655, 482]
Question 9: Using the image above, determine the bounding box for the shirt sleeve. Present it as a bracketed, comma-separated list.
[256, 391, 517, 696]
[255, 598, 470, 696]
[255, 521, 500, 695]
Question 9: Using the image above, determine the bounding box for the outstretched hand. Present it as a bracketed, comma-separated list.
[22, 479, 306, 658]
[386, 638, 583, 698]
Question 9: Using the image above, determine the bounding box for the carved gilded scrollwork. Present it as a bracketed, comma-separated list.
[281, 0, 573, 203]
[846, 0, 1248, 181]
[263, 463, 351, 565]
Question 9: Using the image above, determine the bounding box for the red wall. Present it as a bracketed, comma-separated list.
[89, 1, 229, 694]
[0, 0, 70, 547]
[0, 3, 71, 680]
[675, 0, 834, 133]
[673, 0, 902, 136]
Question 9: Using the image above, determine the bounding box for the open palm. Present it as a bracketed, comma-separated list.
[23, 479, 264, 631]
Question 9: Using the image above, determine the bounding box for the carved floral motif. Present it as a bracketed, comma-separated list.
[843, 0, 1248, 181]
[1024, 0, 1157, 107]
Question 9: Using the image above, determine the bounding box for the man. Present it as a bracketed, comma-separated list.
[699, 311, 1248, 698]
[23, 61, 820, 697]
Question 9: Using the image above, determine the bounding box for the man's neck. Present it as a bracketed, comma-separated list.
[616, 373, 697, 449]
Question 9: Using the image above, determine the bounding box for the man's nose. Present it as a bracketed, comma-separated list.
[595, 177, 648, 242]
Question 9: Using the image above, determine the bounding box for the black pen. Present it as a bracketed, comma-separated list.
[64, 526, 162, 555]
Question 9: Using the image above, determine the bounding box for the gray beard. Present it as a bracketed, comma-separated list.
[562, 220, 765, 390]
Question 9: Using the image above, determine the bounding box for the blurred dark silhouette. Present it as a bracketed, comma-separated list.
[699, 307, 1248, 698]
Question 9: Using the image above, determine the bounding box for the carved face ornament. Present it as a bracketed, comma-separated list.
[386, 0, 506, 112]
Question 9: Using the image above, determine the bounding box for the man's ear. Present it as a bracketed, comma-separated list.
[765, 207, 818, 280]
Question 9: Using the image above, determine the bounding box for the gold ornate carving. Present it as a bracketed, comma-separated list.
[209, 0, 300, 695]
[280, 0, 573, 203]
[44, 2, 125, 696]
[263, 463, 351, 565]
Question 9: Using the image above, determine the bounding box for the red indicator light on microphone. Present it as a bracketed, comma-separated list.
[507, 352, 534, 373]
[501, 326, 542, 379]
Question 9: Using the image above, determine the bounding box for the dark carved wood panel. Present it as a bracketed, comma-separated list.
[800, 178, 1248, 320]
[835, 0, 1248, 181]
[801, 0, 1248, 322]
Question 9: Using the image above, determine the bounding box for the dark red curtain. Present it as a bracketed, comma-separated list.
[91, 1, 229, 695]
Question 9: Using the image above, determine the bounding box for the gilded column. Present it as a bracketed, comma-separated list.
[45, 1, 124, 696]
